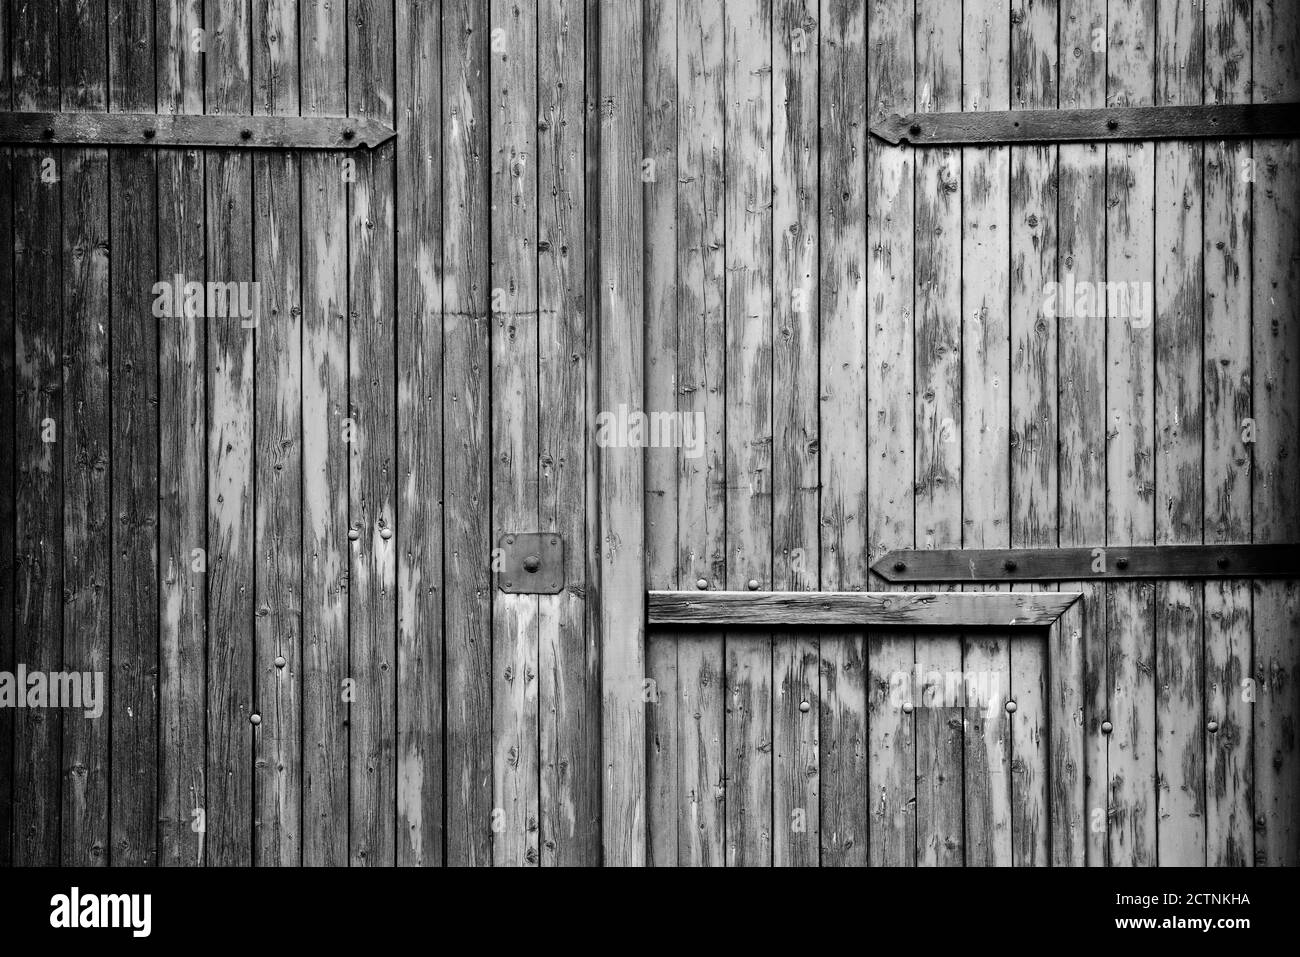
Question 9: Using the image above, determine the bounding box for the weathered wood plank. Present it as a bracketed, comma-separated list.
[870, 103, 1300, 146]
[12, 0, 63, 868]
[0, 112, 397, 149]
[643, 0, 679, 867]
[1253, 0, 1300, 868]
[442, 0, 493, 867]
[252, 0, 301, 867]
[156, 0, 207, 867]
[722, 0, 774, 868]
[1202, 0, 1254, 868]
[1105, 0, 1158, 869]
[866, 0, 917, 869]
[1154, 0, 1206, 867]
[818, 0, 867, 870]
[538, 0, 597, 867]
[60, 0, 111, 867]
[348, 0, 397, 867]
[1058, 0, 1108, 869]
[0, 65, 15, 869]
[299, 0, 350, 867]
[395, 0, 445, 869]
[491, 0, 540, 868]
[650, 591, 1082, 628]
[204, 0, 255, 868]
[771, 0, 819, 868]
[914, 0, 964, 869]
[598, 0, 648, 865]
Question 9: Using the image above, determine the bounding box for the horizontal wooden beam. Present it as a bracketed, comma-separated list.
[648, 591, 1081, 629]
[872, 544, 1298, 583]
[870, 103, 1300, 146]
[0, 112, 396, 150]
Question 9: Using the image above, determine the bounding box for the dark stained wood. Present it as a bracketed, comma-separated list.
[0, 112, 397, 149]
[650, 591, 1082, 628]
[871, 103, 1300, 146]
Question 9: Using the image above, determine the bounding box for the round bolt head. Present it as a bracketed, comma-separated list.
[902, 702, 914, 714]
[1207, 719, 1220, 733]
[696, 578, 709, 590]
[1004, 559, 1018, 572]
[1217, 556, 1229, 569]
[1116, 558, 1129, 570]
[893, 561, 907, 573]
[1101, 720, 1114, 734]
[250, 713, 262, 726]
[505, 535, 515, 545]
[1005, 699, 1018, 714]
[799, 700, 810, 713]
[746, 579, 760, 591]
[347, 528, 360, 541]
[380, 527, 392, 540]
[274, 656, 287, 669]
[909, 123, 922, 136]
[523, 554, 542, 573]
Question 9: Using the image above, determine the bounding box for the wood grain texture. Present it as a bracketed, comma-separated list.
[0, 49, 15, 868]
[650, 591, 1082, 627]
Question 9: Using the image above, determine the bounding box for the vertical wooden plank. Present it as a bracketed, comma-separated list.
[723, 0, 774, 868]
[157, 0, 207, 867]
[1105, 0, 1158, 869]
[643, 0, 679, 867]
[1057, 0, 1107, 868]
[300, 0, 350, 866]
[443, 0, 493, 866]
[60, 0, 111, 867]
[538, 0, 598, 866]
[1203, 0, 1253, 868]
[819, 0, 868, 869]
[599, 0, 648, 866]
[395, 0, 445, 868]
[1253, 0, 1300, 868]
[913, 0, 963, 868]
[0, 0, 14, 866]
[866, 0, 917, 868]
[772, 0, 818, 868]
[205, 0, 255, 868]
[674, 0, 726, 867]
[1154, 0, 1205, 867]
[1009, 0, 1057, 868]
[491, 0, 540, 868]
[348, 0, 398, 867]
[961, 0, 1012, 868]
[251, 0, 301, 867]
[11, 0, 63, 867]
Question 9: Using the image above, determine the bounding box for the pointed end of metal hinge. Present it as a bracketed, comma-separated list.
[869, 114, 908, 146]
[872, 550, 908, 581]
[354, 119, 398, 149]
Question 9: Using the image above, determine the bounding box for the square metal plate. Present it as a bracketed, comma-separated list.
[497, 533, 565, 594]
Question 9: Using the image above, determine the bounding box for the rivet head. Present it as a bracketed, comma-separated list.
[893, 561, 907, 573]
[380, 527, 393, 540]
[902, 702, 914, 714]
[250, 713, 262, 726]
[1101, 720, 1114, 734]
[42, 127, 55, 139]
[343, 128, 356, 141]
[1207, 719, 1220, 733]
[523, 554, 541, 573]
[746, 579, 760, 591]
[1005, 699, 1018, 713]
[240, 128, 253, 140]
[696, 578, 709, 590]
[909, 123, 922, 136]
[1107, 119, 1120, 130]
[505, 535, 515, 545]
[347, 528, 360, 541]
[1004, 559, 1018, 572]
[143, 128, 156, 139]
[1217, 556, 1229, 569]
[1116, 557, 1130, 570]
[274, 656, 286, 669]
[799, 700, 810, 714]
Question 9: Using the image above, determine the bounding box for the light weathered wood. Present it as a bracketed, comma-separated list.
[1203, 0, 1254, 868]
[1154, 0, 1206, 867]
[491, 0, 540, 868]
[348, 0, 398, 868]
[1253, 0, 1300, 867]
[205, 0, 255, 868]
[156, 0, 207, 867]
[866, 0, 917, 869]
[252, 0, 301, 867]
[819, 0, 868, 869]
[1105, 0, 1158, 869]
[395, 0, 445, 869]
[60, 0, 111, 867]
[1058, 0, 1109, 870]
[0, 20, 15, 864]
[0, 112, 396, 149]
[442, 0, 493, 867]
[299, 0, 349, 867]
[871, 103, 1300, 146]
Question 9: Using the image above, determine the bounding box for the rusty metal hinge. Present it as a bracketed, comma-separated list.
[0, 112, 396, 150]
[497, 533, 565, 594]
